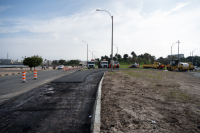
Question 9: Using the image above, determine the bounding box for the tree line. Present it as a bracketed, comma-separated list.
[98, 52, 200, 66]
[99, 51, 156, 65]
[52, 59, 80, 66]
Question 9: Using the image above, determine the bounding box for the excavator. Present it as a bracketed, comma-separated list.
[167, 59, 194, 71]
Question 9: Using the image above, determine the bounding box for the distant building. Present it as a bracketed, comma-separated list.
[0, 59, 14, 64]
[167, 54, 184, 60]
[79, 61, 87, 66]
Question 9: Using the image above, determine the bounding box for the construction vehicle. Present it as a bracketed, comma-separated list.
[87, 59, 95, 69]
[166, 60, 194, 71]
[99, 59, 108, 68]
[108, 60, 119, 69]
[143, 62, 165, 69]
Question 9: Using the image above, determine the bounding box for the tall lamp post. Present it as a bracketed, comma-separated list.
[192, 48, 198, 65]
[96, 9, 113, 71]
[114, 44, 118, 56]
[82, 41, 88, 65]
[89, 50, 96, 59]
[171, 42, 177, 61]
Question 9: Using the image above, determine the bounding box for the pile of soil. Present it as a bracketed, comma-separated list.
[101, 69, 200, 133]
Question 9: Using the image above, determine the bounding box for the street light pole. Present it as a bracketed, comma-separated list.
[89, 50, 96, 59]
[177, 40, 180, 60]
[171, 42, 177, 61]
[96, 9, 113, 71]
[192, 48, 198, 65]
[82, 41, 88, 65]
[114, 44, 118, 56]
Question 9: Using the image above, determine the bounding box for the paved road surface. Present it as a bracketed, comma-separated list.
[0, 69, 109, 133]
[187, 71, 200, 78]
[52, 69, 109, 83]
[0, 69, 79, 105]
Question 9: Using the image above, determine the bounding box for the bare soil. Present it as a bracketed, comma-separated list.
[0, 71, 104, 133]
[101, 69, 200, 133]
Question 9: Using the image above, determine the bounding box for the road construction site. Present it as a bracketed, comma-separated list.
[1, 67, 200, 133]
[100, 69, 200, 132]
[0, 69, 108, 132]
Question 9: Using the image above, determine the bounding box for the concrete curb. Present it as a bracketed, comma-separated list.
[91, 72, 105, 133]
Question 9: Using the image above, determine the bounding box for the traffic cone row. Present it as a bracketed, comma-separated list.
[21, 70, 38, 83]
[63, 66, 82, 72]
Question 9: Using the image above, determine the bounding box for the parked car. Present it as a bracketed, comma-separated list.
[194, 66, 200, 71]
[57, 65, 64, 69]
[129, 63, 139, 68]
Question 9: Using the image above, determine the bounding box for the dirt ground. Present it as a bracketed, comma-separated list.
[0, 71, 104, 133]
[101, 69, 200, 133]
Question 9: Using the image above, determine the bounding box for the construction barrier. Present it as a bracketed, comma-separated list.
[21, 71, 27, 83]
[33, 70, 37, 80]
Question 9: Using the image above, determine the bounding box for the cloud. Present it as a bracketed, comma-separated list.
[171, 3, 189, 11]
[73, 37, 79, 42]
[0, 6, 11, 12]
[52, 33, 60, 39]
[0, 1, 199, 60]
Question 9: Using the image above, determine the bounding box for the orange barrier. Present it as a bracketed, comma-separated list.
[33, 70, 37, 80]
[21, 71, 27, 83]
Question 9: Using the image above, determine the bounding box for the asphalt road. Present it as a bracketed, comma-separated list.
[0, 69, 109, 132]
[52, 69, 109, 83]
[0, 69, 79, 105]
[187, 71, 200, 78]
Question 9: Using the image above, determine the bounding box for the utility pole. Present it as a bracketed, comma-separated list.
[192, 48, 198, 65]
[177, 40, 180, 60]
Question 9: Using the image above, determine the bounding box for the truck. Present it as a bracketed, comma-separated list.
[143, 62, 165, 69]
[167, 60, 194, 71]
[99, 59, 108, 68]
[87, 59, 95, 69]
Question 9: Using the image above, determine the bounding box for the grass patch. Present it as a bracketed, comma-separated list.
[109, 72, 116, 74]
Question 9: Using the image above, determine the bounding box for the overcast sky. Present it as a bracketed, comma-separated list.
[0, 0, 200, 61]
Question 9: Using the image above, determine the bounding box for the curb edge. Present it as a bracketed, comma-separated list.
[91, 72, 105, 133]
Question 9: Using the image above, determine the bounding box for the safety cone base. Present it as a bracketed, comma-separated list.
[21, 81, 27, 83]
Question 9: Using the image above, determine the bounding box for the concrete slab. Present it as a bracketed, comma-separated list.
[51, 69, 109, 83]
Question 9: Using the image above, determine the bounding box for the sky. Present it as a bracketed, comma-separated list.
[0, 0, 200, 61]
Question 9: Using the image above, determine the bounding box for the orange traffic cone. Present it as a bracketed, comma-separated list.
[21, 71, 27, 83]
[33, 70, 37, 80]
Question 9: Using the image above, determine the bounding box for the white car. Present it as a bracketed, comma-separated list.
[57, 65, 64, 69]
[194, 66, 200, 71]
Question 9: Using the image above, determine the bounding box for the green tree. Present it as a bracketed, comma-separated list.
[131, 51, 137, 57]
[137, 57, 142, 64]
[127, 57, 132, 65]
[150, 56, 156, 64]
[59, 59, 66, 65]
[52, 60, 58, 65]
[123, 54, 128, 60]
[67, 60, 79, 67]
[144, 53, 150, 64]
[117, 54, 122, 59]
[23, 55, 43, 71]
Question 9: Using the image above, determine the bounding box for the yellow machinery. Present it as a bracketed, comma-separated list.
[143, 62, 165, 69]
[167, 60, 194, 71]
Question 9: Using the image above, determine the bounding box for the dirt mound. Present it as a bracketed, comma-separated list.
[101, 70, 200, 133]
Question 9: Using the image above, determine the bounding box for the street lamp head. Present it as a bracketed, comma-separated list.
[96, 9, 101, 11]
